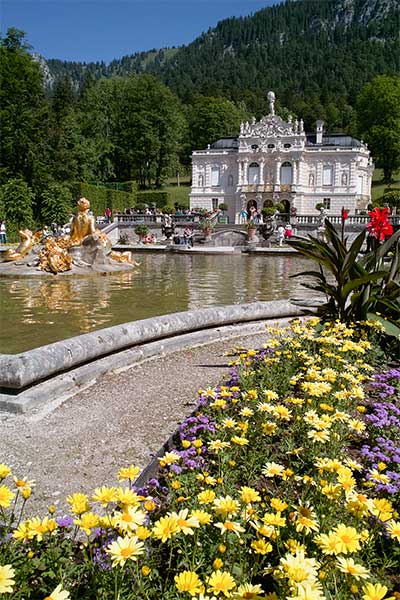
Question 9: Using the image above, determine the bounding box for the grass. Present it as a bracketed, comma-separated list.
[371, 168, 400, 203]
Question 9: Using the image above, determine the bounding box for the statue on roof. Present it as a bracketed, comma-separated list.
[267, 91, 275, 116]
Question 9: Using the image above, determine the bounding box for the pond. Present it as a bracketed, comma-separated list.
[0, 253, 312, 354]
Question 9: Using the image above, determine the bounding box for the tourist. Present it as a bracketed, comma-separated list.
[183, 227, 193, 247]
[284, 223, 293, 239]
[277, 224, 285, 246]
[105, 207, 111, 223]
[240, 207, 247, 224]
[0, 220, 6, 244]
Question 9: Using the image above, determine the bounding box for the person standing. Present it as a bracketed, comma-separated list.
[0, 220, 6, 244]
[105, 207, 111, 223]
[277, 224, 285, 246]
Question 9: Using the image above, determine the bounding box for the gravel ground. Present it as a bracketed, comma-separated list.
[0, 329, 274, 517]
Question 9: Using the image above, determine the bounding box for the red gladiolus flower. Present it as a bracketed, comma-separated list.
[367, 207, 393, 242]
[341, 208, 349, 220]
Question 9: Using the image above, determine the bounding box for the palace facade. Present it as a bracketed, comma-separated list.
[189, 92, 373, 224]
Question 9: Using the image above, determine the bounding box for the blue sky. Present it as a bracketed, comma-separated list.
[1, 0, 281, 63]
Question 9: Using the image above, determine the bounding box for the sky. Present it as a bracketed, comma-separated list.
[1, 0, 281, 63]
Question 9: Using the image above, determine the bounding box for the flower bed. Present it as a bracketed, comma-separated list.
[1, 319, 399, 599]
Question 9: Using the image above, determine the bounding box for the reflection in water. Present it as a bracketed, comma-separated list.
[0, 254, 311, 354]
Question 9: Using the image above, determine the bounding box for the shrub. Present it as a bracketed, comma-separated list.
[40, 182, 73, 225]
[134, 224, 149, 237]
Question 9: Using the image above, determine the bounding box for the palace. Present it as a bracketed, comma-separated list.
[190, 91, 373, 224]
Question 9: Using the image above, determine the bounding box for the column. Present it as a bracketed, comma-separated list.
[205, 163, 211, 188]
[292, 161, 298, 187]
[192, 163, 198, 187]
[259, 160, 265, 185]
[275, 160, 281, 186]
[243, 160, 249, 185]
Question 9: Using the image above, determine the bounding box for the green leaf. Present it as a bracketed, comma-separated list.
[367, 312, 400, 338]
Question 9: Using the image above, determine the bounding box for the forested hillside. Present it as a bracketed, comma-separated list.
[43, 0, 400, 130]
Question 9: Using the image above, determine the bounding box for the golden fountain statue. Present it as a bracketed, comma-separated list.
[1, 198, 137, 274]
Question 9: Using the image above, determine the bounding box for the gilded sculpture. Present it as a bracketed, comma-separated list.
[1, 198, 137, 274]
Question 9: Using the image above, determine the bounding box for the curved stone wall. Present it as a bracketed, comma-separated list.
[0, 300, 305, 391]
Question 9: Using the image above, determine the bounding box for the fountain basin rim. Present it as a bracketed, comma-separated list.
[0, 300, 308, 391]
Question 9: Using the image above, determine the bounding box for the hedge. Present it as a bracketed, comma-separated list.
[70, 183, 136, 216]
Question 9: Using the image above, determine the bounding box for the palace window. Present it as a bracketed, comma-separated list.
[323, 165, 333, 186]
[248, 162, 260, 184]
[284, 143, 291, 148]
[251, 144, 259, 150]
[280, 161, 293, 185]
[323, 198, 331, 210]
[212, 198, 219, 210]
[228, 174, 234, 187]
[211, 166, 220, 187]
[267, 143, 275, 149]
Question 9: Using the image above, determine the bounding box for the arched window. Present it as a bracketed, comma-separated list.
[280, 161, 292, 185]
[211, 166, 220, 187]
[198, 174, 204, 187]
[228, 174, 234, 187]
[248, 162, 259, 184]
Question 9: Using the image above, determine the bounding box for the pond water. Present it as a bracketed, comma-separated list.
[0, 253, 312, 354]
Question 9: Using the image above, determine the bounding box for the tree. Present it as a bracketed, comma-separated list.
[187, 96, 243, 152]
[40, 182, 73, 225]
[1, 177, 34, 230]
[80, 75, 185, 187]
[357, 76, 400, 182]
[0, 29, 50, 191]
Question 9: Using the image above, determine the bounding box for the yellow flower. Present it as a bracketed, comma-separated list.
[361, 583, 395, 600]
[152, 514, 179, 542]
[213, 558, 224, 570]
[213, 496, 239, 518]
[332, 524, 361, 554]
[174, 570, 204, 597]
[262, 462, 285, 478]
[368, 498, 394, 522]
[191, 509, 212, 524]
[118, 465, 140, 481]
[240, 486, 261, 505]
[307, 429, 330, 443]
[158, 451, 181, 467]
[198, 489, 216, 504]
[278, 549, 320, 585]
[234, 582, 265, 599]
[0, 564, 15, 594]
[114, 505, 146, 532]
[27, 517, 57, 541]
[261, 422, 278, 435]
[43, 584, 70, 600]
[92, 486, 118, 507]
[270, 498, 288, 511]
[105, 535, 144, 567]
[208, 440, 231, 453]
[0, 465, 11, 480]
[115, 487, 141, 507]
[135, 525, 151, 540]
[13, 476, 35, 493]
[13, 521, 30, 542]
[231, 436, 249, 446]
[314, 532, 342, 555]
[386, 520, 400, 542]
[171, 508, 200, 535]
[0, 485, 15, 508]
[207, 570, 236, 597]
[251, 539, 272, 554]
[66, 492, 90, 515]
[141, 565, 151, 576]
[335, 557, 370, 580]
[214, 520, 245, 537]
[73, 512, 99, 536]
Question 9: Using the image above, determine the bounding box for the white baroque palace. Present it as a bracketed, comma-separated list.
[190, 91, 373, 224]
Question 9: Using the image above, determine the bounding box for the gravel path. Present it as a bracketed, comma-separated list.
[0, 329, 272, 516]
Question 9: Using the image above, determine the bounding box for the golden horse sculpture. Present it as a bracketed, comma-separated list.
[3, 198, 137, 274]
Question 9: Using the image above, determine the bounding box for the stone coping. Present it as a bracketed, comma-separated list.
[0, 301, 306, 394]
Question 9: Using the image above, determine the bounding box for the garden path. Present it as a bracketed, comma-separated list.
[0, 327, 284, 516]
